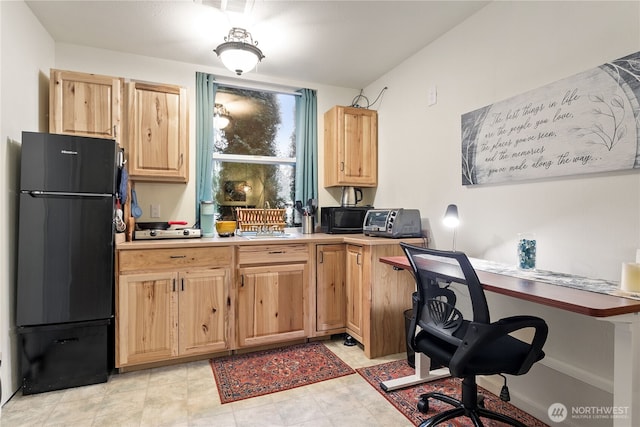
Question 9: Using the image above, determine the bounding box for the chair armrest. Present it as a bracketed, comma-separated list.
[449, 315, 548, 377]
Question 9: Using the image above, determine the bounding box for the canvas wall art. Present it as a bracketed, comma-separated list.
[461, 51, 640, 185]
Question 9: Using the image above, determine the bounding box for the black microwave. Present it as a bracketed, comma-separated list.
[321, 206, 372, 234]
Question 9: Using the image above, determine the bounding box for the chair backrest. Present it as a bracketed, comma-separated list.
[401, 243, 548, 379]
[401, 243, 490, 325]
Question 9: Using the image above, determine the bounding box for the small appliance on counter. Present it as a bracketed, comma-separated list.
[341, 186, 363, 207]
[363, 208, 423, 238]
[321, 206, 372, 234]
[134, 221, 202, 240]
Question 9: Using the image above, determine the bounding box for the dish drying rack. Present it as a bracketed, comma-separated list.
[236, 208, 286, 233]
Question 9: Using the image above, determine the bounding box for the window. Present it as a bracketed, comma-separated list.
[212, 85, 297, 224]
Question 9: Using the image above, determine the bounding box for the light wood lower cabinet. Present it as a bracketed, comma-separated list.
[118, 271, 175, 365]
[345, 243, 418, 359]
[316, 244, 346, 333]
[115, 239, 420, 368]
[116, 247, 231, 368]
[345, 244, 364, 342]
[236, 244, 308, 348]
[179, 269, 229, 355]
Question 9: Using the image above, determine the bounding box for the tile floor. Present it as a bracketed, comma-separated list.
[0, 338, 415, 427]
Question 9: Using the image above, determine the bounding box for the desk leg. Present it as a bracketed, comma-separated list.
[380, 352, 450, 392]
[601, 313, 640, 427]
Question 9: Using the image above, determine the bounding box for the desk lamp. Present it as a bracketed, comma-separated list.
[443, 204, 460, 251]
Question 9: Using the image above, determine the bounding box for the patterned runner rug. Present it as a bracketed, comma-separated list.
[210, 341, 355, 403]
[357, 360, 548, 427]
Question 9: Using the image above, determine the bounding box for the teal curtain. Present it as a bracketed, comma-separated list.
[195, 72, 218, 226]
[294, 88, 318, 207]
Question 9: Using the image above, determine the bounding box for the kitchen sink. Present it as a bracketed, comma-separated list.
[240, 232, 297, 240]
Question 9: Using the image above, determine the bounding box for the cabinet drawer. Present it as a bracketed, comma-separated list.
[119, 247, 232, 273]
[237, 244, 308, 265]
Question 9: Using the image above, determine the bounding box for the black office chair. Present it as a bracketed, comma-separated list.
[401, 243, 548, 427]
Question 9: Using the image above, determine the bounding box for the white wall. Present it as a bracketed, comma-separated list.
[0, 0, 55, 406]
[53, 44, 358, 225]
[367, 1, 640, 425]
[5, 0, 639, 423]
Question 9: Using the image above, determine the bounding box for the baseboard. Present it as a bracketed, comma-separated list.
[540, 355, 613, 393]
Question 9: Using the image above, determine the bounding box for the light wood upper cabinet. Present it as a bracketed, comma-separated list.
[49, 69, 122, 143]
[316, 244, 346, 333]
[126, 81, 189, 182]
[324, 106, 378, 187]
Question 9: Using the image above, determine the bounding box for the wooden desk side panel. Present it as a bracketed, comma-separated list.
[367, 245, 415, 359]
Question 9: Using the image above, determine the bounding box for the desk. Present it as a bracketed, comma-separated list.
[380, 255, 640, 427]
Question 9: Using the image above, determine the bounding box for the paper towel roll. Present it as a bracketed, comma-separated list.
[620, 262, 640, 292]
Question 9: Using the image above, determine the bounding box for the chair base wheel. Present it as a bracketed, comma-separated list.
[417, 397, 429, 413]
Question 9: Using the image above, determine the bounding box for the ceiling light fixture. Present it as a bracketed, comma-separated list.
[214, 27, 265, 76]
[213, 103, 231, 129]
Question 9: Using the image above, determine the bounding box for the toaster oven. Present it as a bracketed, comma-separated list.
[363, 208, 423, 238]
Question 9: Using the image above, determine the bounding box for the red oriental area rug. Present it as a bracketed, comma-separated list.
[357, 360, 548, 427]
[210, 342, 355, 403]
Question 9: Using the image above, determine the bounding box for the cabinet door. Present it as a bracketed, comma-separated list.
[237, 264, 307, 347]
[316, 244, 346, 332]
[345, 244, 364, 341]
[117, 272, 177, 367]
[127, 81, 188, 182]
[324, 106, 377, 187]
[49, 69, 122, 143]
[340, 109, 377, 185]
[179, 268, 230, 355]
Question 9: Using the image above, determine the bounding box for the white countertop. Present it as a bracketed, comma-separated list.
[116, 229, 425, 250]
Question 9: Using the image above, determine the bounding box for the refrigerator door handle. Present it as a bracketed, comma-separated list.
[26, 190, 112, 198]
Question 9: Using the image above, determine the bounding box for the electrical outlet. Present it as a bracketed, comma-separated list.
[150, 204, 161, 218]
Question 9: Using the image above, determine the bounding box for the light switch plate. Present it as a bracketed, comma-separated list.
[150, 204, 161, 218]
[428, 86, 437, 106]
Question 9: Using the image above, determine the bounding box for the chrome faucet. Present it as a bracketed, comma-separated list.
[261, 201, 271, 233]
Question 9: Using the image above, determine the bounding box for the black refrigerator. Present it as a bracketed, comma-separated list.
[16, 131, 120, 394]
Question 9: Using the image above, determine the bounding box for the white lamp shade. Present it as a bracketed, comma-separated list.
[443, 204, 460, 228]
[219, 48, 260, 75]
